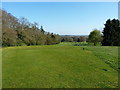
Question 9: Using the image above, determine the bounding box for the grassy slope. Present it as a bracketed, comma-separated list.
[59, 42, 119, 70]
[81, 46, 119, 71]
[2, 45, 118, 88]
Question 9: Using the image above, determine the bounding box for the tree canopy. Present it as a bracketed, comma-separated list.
[1, 9, 60, 47]
[88, 29, 102, 46]
[102, 19, 120, 46]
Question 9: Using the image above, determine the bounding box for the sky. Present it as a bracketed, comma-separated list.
[2, 2, 118, 35]
[1, 0, 119, 2]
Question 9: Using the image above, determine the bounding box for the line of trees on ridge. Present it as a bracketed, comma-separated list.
[1, 9, 60, 47]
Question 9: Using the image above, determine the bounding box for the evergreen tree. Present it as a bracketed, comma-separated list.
[102, 19, 120, 46]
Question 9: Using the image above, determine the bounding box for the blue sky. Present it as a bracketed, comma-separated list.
[2, 2, 118, 35]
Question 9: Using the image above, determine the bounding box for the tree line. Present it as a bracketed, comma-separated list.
[0, 9, 119, 47]
[88, 19, 120, 46]
[60, 18, 120, 46]
[59, 19, 120, 46]
[1, 9, 60, 47]
[60, 35, 87, 42]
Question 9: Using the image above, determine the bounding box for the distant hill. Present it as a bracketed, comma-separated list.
[60, 35, 88, 37]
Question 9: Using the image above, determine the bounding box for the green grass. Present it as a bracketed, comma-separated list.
[58, 42, 101, 46]
[58, 42, 119, 71]
[2, 44, 118, 88]
[81, 46, 119, 71]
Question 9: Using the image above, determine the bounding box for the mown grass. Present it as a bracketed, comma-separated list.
[2, 44, 118, 88]
[58, 42, 101, 46]
[81, 46, 119, 71]
[59, 42, 119, 71]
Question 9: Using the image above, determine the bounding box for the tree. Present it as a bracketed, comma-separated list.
[1, 9, 60, 47]
[2, 28, 17, 46]
[88, 29, 102, 46]
[40, 26, 45, 34]
[2, 9, 18, 46]
[19, 17, 30, 30]
[102, 19, 120, 46]
[79, 36, 86, 42]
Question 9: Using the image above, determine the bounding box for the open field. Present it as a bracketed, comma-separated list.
[2, 44, 118, 88]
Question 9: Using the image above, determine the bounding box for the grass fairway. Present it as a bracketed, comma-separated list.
[2, 45, 118, 88]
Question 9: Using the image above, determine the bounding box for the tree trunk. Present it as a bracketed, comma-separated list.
[94, 43, 96, 46]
